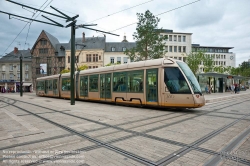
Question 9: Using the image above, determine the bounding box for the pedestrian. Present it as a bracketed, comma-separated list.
[231, 84, 235, 94]
[234, 84, 238, 94]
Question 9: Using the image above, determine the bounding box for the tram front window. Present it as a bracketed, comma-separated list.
[177, 61, 202, 95]
[164, 67, 191, 94]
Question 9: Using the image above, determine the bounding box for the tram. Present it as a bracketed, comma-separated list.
[36, 58, 205, 108]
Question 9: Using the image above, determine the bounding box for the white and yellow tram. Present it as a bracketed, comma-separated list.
[36, 58, 205, 108]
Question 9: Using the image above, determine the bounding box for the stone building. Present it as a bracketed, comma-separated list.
[65, 33, 105, 69]
[104, 35, 136, 65]
[31, 30, 66, 90]
[0, 47, 32, 92]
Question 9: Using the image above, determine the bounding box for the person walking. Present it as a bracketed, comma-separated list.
[231, 84, 235, 94]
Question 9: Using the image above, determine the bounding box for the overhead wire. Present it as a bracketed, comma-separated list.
[110, 0, 201, 32]
[1, 0, 51, 56]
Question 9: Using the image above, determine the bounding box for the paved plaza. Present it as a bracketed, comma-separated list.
[0, 90, 250, 166]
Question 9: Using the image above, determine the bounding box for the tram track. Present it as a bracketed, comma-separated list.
[1, 96, 250, 165]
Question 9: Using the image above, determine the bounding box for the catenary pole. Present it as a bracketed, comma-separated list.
[70, 23, 75, 105]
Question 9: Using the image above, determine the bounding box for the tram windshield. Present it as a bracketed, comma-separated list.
[177, 61, 202, 95]
[164, 67, 191, 94]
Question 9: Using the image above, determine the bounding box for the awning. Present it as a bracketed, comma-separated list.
[22, 83, 32, 86]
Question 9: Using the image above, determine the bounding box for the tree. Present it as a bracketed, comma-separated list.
[203, 54, 214, 72]
[186, 51, 204, 74]
[124, 10, 168, 61]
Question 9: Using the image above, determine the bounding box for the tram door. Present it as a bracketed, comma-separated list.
[45, 80, 48, 94]
[80, 76, 88, 98]
[146, 69, 158, 104]
[100, 73, 111, 100]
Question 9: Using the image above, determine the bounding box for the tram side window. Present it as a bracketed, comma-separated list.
[49, 80, 53, 91]
[89, 75, 98, 92]
[113, 72, 127, 92]
[164, 67, 191, 94]
[62, 78, 70, 91]
[53, 79, 57, 90]
[127, 70, 143, 93]
[37, 81, 44, 90]
[80, 76, 88, 96]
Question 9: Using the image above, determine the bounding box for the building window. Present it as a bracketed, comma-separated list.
[183, 46, 186, 53]
[179, 57, 182, 60]
[9, 64, 13, 71]
[110, 57, 114, 63]
[122, 47, 126, 51]
[165, 46, 168, 52]
[58, 57, 62, 62]
[36, 57, 40, 64]
[117, 57, 121, 64]
[169, 35, 172, 41]
[17, 73, 20, 79]
[2, 73, 6, 79]
[178, 46, 181, 52]
[183, 36, 186, 42]
[88, 66, 92, 69]
[36, 68, 40, 74]
[9, 73, 14, 79]
[169, 46, 172, 52]
[178, 36, 181, 42]
[93, 54, 98, 62]
[40, 40, 47, 46]
[86, 54, 91, 62]
[25, 73, 29, 79]
[93, 66, 98, 68]
[39, 48, 48, 54]
[165, 35, 168, 41]
[68, 56, 70, 63]
[123, 57, 128, 64]
[111, 47, 115, 51]
[17, 64, 20, 71]
[25, 64, 29, 71]
[174, 35, 177, 41]
[48, 68, 52, 75]
[76, 56, 79, 63]
[224, 61, 226, 65]
[174, 46, 177, 52]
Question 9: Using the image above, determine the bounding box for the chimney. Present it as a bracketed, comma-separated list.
[14, 47, 18, 54]
[82, 32, 85, 43]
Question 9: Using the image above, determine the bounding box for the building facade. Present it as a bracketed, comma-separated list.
[31, 30, 66, 90]
[0, 47, 32, 92]
[159, 29, 192, 61]
[104, 35, 136, 65]
[65, 33, 105, 69]
[192, 44, 236, 73]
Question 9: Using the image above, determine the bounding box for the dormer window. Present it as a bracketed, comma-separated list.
[111, 47, 115, 51]
[122, 47, 126, 51]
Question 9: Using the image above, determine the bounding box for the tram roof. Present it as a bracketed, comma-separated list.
[79, 58, 176, 75]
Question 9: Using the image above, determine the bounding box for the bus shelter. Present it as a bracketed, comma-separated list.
[197, 72, 246, 93]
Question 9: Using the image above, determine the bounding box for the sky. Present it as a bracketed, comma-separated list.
[0, 0, 249, 66]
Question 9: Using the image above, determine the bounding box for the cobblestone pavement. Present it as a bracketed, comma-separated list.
[0, 92, 250, 166]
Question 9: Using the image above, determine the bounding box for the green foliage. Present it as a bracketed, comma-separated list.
[77, 64, 88, 71]
[186, 51, 204, 74]
[60, 69, 70, 74]
[203, 54, 214, 72]
[105, 62, 121, 67]
[124, 10, 168, 61]
[229, 61, 250, 77]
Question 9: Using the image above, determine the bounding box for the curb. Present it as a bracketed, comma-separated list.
[205, 92, 250, 103]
